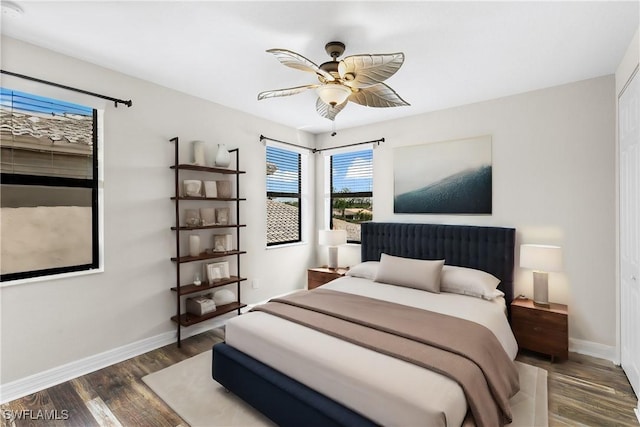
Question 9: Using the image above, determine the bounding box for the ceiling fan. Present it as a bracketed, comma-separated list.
[258, 41, 410, 121]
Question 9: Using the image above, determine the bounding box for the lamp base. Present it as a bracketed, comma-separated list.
[532, 271, 550, 307]
[328, 246, 339, 269]
[533, 301, 551, 308]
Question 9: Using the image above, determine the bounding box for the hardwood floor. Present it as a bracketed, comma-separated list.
[1, 330, 224, 427]
[518, 350, 639, 427]
[2, 329, 638, 427]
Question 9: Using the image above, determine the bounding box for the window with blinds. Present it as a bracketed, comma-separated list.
[330, 148, 373, 243]
[266, 145, 301, 245]
[0, 87, 99, 281]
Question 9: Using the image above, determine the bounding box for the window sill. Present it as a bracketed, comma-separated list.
[0, 267, 104, 288]
[266, 241, 308, 250]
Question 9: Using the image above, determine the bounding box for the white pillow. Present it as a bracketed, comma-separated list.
[345, 261, 379, 280]
[374, 254, 444, 293]
[440, 265, 503, 300]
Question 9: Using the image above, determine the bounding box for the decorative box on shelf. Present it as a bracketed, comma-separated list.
[186, 293, 217, 316]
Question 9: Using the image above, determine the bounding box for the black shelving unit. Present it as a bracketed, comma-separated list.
[170, 137, 246, 346]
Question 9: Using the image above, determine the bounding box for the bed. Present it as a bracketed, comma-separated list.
[212, 222, 517, 427]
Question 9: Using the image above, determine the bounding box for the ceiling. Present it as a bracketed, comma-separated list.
[1, 1, 638, 135]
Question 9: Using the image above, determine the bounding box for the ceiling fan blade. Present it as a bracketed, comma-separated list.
[258, 84, 320, 100]
[316, 98, 347, 121]
[349, 83, 410, 108]
[338, 53, 405, 88]
[267, 49, 335, 82]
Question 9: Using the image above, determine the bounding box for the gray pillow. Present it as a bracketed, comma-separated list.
[440, 265, 503, 300]
[374, 253, 444, 293]
[345, 261, 379, 280]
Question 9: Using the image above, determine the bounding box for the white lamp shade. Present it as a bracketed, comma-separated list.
[520, 244, 562, 272]
[318, 229, 347, 246]
[316, 84, 351, 106]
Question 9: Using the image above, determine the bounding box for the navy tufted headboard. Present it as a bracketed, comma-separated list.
[361, 222, 516, 309]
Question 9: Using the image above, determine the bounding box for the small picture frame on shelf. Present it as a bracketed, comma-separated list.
[200, 208, 215, 226]
[184, 209, 201, 227]
[213, 234, 233, 252]
[183, 180, 202, 197]
[215, 207, 230, 225]
[207, 265, 221, 283]
[204, 181, 217, 198]
[216, 180, 232, 198]
[207, 261, 230, 283]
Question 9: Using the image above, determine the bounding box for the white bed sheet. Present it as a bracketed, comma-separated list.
[225, 276, 518, 427]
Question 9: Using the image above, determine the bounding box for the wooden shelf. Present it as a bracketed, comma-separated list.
[171, 302, 247, 326]
[170, 138, 245, 347]
[170, 164, 246, 174]
[170, 196, 246, 201]
[171, 224, 246, 231]
[171, 250, 246, 264]
[171, 276, 247, 296]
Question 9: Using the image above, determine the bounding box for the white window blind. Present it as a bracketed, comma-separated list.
[266, 145, 301, 245]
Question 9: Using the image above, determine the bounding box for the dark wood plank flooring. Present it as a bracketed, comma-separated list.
[2, 330, 638, 426]
[518, 349, 639, 426]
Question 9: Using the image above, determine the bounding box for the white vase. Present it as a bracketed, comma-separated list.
[189, 235, 200, 257]
[215, 144, 231, 167]
[193, 141, 206, 166]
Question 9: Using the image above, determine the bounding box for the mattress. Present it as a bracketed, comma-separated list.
[225, 276, 518, 427]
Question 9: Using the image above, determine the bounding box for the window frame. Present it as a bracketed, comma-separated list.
[0, 89, 100, 283]
[266, 144, 302, 246]
[328, 147, 373, 244]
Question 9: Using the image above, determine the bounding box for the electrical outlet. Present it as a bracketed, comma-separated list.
[252, 279, 259, 289]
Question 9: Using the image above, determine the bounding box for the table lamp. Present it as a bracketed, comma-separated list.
[318, 229, 347, 269]
[520, 244, 562, 307]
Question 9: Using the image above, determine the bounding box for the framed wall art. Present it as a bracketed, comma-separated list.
[394, 135, 492, 214]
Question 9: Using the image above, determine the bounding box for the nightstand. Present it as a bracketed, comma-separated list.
[511, 298, 568, 361]
[307, 267, 348, 289]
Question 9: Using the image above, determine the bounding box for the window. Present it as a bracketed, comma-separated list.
[266, 145, 301, 245]
[0, 88, 100, 282]
[330, 148, 373, 243]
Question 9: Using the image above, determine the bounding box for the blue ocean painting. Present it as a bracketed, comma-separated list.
[394, 136, 492, 214]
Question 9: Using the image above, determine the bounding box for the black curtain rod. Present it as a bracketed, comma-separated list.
[259, 134, 384, 153]
[1, 69, 133, 108]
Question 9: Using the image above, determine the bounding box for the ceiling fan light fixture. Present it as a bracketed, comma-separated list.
[316, 84, 351, 107]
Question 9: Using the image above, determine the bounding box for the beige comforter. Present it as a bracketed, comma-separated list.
[253, 288, 520, 427]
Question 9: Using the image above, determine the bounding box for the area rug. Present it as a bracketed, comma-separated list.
[143, 350, 548, 427]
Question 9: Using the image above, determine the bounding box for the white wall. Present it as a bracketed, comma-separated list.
[315, 76, 617, 354]
[616, 28, 639, 95]
[0, 37, 315, 384]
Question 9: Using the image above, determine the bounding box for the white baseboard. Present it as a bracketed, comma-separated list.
[569, 337, 619, 364]
[635, 405, 639, 424]
[0, 315, 233, 404]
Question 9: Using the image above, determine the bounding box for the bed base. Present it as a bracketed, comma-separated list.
[212, 342, 378, 427]
[212, 222, 516, 426]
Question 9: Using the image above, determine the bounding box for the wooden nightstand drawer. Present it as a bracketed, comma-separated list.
[512, 320, 568, 358]
[512, 305, 568, 332]
[511, 298, 568, 361]
[307, 267, 348, 289]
